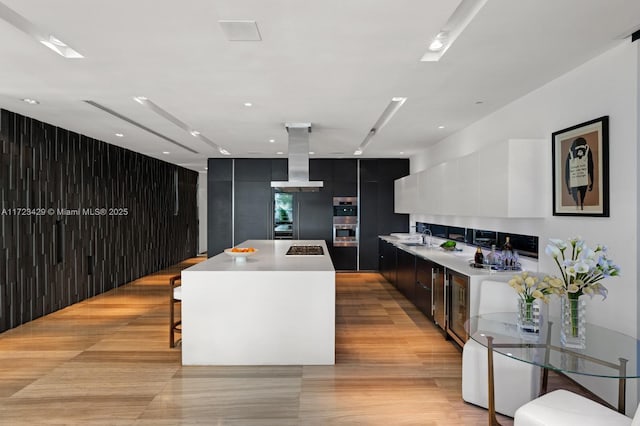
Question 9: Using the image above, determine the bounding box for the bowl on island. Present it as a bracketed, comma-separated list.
[224, 247, 258, 263]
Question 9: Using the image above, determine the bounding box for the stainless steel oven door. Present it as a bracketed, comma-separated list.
[333, 224, 358, 247]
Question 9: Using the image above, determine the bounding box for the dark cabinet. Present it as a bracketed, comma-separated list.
[359, 159, 409, 270]
[331, 247, 357, 271]
[296, 185, 333, 242]
[234, 180, 272, 243]
[396, 249, 416, 301]
[414, 257, 433, 320]
[379, 239, 397, 286]
[207, 159, 233, 257]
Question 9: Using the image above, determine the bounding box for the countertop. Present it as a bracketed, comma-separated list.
[185, 239, 335, 272]
[379, 235, 520, 278]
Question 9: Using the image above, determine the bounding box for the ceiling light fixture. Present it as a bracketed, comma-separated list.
[40, 35, 84, 59]
[132, 97, 231, 156]
[0, 3, 84, 59]
[309, 151, 315, 155]
[438, 125, 445, 129]
[162, 151, 170, 155]
[244, 102, 253, 107]
[276, 151, 284, 155]
[83, 100, 199, 154]
[22, 98, 39, 105]
[354, 97, 407, 155]
[421, 0, 488, 62]
[115, 133, 124, 137]
[269, 139, 275, 143]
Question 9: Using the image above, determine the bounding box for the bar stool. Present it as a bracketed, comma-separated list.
[169, 274, 182, 348]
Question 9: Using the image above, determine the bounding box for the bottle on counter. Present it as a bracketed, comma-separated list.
[486, 244, 497, 265]
[502, 236, 513, 252]
[474, 246, 484, 265]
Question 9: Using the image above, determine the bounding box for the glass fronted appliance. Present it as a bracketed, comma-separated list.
[332, 196, 358, 247]
[274, 192, 294, 239]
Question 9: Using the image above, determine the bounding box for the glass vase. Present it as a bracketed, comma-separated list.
[561, 293, 586, 349]
[517, 298, 543, 335]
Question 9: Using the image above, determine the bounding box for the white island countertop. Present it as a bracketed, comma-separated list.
[181, 239, 335, 366]
[185, 239, 335, 272]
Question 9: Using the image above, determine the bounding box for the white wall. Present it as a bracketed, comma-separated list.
[197, 172, 207, 254]
[411, 40, 639, 411]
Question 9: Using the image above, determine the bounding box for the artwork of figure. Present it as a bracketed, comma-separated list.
[564, 137, 594, 210]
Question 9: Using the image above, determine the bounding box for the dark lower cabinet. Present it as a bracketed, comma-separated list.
[379, 239, 397, 286]
[414, 257, 433, 320]
[330, 247, 357, 271]
[396, 249, 416, 301]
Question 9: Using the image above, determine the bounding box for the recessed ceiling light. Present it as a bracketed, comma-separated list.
[40, 35, 83, 59]
[204, 167, 208, 170]
[244, 102, 253, 107]
[219, 148, 231, 156]
[309, 151, 315, 155]
[399, 151, 404, 155]
[162, 151, 170, 155]
[354, 149, 363, 156]
[133, 96, 148, 104]
[268, 139, 275, 143]
[276, 151, 284, 155]
[190, 130, 201, 137]
[22, 98, 39, 105]
[421, 0, 488, 62]
[115, 133, 124, 137]
[428, 38, 445, 51]
[438, 125, 445, 129]
[475, 100, 484, 104]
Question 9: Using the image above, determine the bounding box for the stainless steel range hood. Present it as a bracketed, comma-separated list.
[270, 123, 324, 192]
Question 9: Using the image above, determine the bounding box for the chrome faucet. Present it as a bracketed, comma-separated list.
[421, 229, 432, 246]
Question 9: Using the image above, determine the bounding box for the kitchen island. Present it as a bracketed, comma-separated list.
[181, 240, 335, 365]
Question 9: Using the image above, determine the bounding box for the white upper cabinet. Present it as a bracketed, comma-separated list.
[394, 173, 418, 213]
[394, 139, 547, 217]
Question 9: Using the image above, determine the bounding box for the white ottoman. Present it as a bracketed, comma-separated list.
[514, 389, 633, 426]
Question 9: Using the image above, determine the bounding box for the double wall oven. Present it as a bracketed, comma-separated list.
[332, 197, 358, 247]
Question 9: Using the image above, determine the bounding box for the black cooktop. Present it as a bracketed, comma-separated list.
[286, 245, 324, 256]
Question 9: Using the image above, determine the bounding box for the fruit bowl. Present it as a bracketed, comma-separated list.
[224, 248, 258, 263]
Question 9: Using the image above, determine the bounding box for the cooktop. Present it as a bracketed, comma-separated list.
[285, 245, 324, 256]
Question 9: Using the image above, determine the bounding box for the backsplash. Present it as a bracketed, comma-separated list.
[416, 222, 538, 259]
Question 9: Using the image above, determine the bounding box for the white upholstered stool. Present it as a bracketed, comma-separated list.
[514, 389, 638, 426]
[462, 280, 540, 417]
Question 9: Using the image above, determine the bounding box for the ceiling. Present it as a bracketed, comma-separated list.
[0, 0, 639, 173]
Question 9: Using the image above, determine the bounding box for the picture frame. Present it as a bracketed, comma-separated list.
[552, 116, 609, 217]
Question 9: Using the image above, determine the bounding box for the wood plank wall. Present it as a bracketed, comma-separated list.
[0, 109, 199, 333]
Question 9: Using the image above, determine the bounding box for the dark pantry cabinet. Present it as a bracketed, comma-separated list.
[207, 158, 409, 270]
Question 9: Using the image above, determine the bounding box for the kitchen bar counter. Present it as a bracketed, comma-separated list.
[379, 235, 518, 277]
[181, 240, 335, 365]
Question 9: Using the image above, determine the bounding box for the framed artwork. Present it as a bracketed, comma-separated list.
[552, 116, 609, 217]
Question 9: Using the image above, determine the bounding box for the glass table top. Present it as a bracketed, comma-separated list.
[466, 312, 639, 379]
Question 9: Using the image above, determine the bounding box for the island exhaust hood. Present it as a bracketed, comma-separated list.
[270, 123, 324, 192]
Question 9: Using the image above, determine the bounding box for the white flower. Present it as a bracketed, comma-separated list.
[545, 244, 561, 258]
[549, 238, 568, 249]
[525, 276, 536, 288]
[574, 262, 590, 274]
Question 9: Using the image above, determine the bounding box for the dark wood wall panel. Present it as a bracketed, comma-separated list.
[0, 109, 198, 333]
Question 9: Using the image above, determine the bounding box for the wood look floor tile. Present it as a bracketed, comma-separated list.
[0, 260, 594, 425]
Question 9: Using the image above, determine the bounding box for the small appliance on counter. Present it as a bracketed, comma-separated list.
[332, 196, 358, 247]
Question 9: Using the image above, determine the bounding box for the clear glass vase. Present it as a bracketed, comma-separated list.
[517, 298, 543, 335]
[561, 294, 586, 349]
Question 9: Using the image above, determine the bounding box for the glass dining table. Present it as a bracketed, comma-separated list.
[466, 312, 639, 426]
